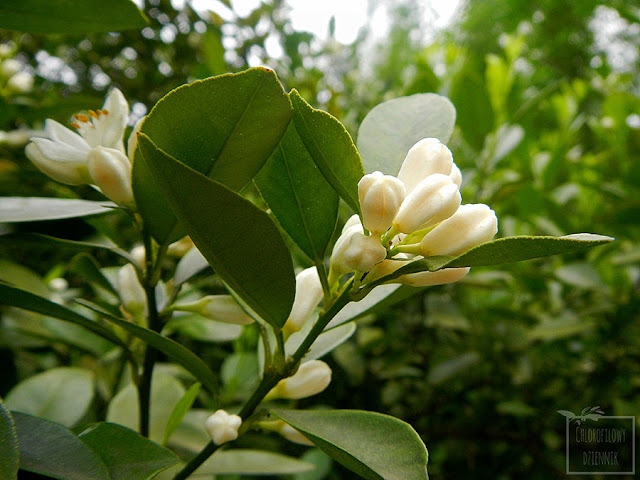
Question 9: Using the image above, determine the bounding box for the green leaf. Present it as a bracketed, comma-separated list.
[13, 412, 110, 480]
[71, 253, 118, 296]
[107, 373, 185, 444]
[0, 0, 147, 33]
[0, 399, 18, 480]
[78, 422, 178, 480]
[268, 409, 428, 480]
[0, 282, 128, 350]
[0, 197, 116, 222]
[163, 316, 243, 343]
[79, 300, 218, 395]
[5, 368, 94, 428]
[132, 67, 293, 244]
[196, 449, 315, 476]
[291, 449, 333, 480]
[138, 135, 295, 329]
[162, 382, 201, 446]
[290, 90, 364, 214]
[357, 93, 456, 176]
[392, 234, 614, 277]
[256, 122, 339, 260]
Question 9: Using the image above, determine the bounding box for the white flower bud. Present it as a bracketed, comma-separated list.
[420, 204, 498, 257]
[449, 163, 462, 187]
[270, 360, 332, 400]
[127, 117, 144, 163]
[176, 295, 254, 325]
[285, 267, 324, 333]
[1, 59, 21, 77]
[358, 171, 406, 235]
[398, 267, 470, 287]
[130, 245, 146, 268]
[330, 224, 362, 275]
[397, 138, 453, 194]
[279, 423, 314, 446]
[366, 253, 412, 282]
[343, 233, 387, 272]
[117, 263, 146, 316]
[7, 71, 34, 93]
[0, 43, 14, 59]
[204, 410, 242, 445]
[393, 174, 461, 233]
[87, 146, 134, 206]
[342, 214, 363, 234]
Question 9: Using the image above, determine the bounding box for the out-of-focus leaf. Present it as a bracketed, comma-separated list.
[132, 67, 293, 244]
[0, 399, 18, 480]
[0, 0, 147, 33]
[555, 262, 603, 290]
[268, 409, 429, 480]
[0, 197, 116, 222]
[79, 422, 178, 480]
[290, 90, 364, 214]
[70, 253, 118, 296]
[528, 316, 594, 341]
[428, 352, 480, 385]
[291, 448, 333, 480]
[196, 449, 314, 476]
[256, 122, 339, 260]
[13, 412, 109, 480]
[138, 135, 295, 329]
[162, 383, 201, 446]
[357, 93, 456, 175]
[5, 367, 94, 427]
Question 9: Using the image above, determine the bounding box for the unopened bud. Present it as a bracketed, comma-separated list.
[279, 423, 314, 446]
[420, 204, 498, 257]
[449, 163, 462, 187]
[175, 295, 254, 325]
[204, 410, 242, 445]
[1, 59, 21, 78]
[358, 172, 406, 235]
[398, 267, 470, 287]
[7, 71, 33, 93]
[117, 263, 146, 316]
[393, 174, 461, 233]
[330, 225, 362, 276]
[87, 146, 133, 206]
[342, 214, 363, 234]
[366, 253, 411, 282]
[397, 138, 453, 194]
[269, 360, 332, 400]
[127, 118, 144, 163]
[285, 267, 324, 333]
[343, 233, 387, 272]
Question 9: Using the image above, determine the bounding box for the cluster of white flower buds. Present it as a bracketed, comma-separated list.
[1, 43, 34, 94]
[329, 138, 498, 286]
[24, 89, 137, 207]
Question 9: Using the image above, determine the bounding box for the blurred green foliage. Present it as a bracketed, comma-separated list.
[1, 0, 639, 478]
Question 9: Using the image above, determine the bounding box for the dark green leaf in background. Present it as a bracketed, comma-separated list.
[256, 122, 339, 260]
[290, 90, 364, 214]
[138, 135, 295, 329]
[0, 399, 18, 480]
[0, 0, 147, 33]
[269, 409, 429, 480]
[132, 67, 293, 244]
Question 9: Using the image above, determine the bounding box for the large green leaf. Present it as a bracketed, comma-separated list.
[0, 399, 18, 480]
[356, 93, 456, 176]
[0, 0, 147, 33]
[132, 67, 293, 244]
[268, 409, 429, 480]
[290, 90, 364, 214]
[79, 300, 218, 395]
[78, 423, 178, 480]
[0, 197, 116, 222]
[138, 135, 295, 329]
[392, 234, 614, 277]
[196, 449, 314, 475]
[255, 122, 339, 260]
[13, 412, 110, 480]
[0, 282, 128, 349]
[5, 368, 94, 428]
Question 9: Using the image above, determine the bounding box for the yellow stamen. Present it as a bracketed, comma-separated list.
[71, 122, 80, 129]
[74, 114, 90, 122]
[89, 110, 98, 119]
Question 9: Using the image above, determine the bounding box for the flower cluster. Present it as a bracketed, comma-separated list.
[25, 89, 136, 207]
[330, 138, 498, 286]
[1, 43, 34, 94]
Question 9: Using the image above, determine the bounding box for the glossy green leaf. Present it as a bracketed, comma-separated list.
[196, 449, 314, 475]
[13, 412, 110, 480]
[132, 67, 293, 244]
[79, 422, 178, 480]
[80, 300, 218, 395]
[0, 399, 18, 480]
[0, 0, 147, 33]
[138, 135, 295, 329]
[391, 234, 615, 277]
[162, 382, 201, 446]
[0, 282, 128, 349]
[5, 368, 94, 428]
[71, 253, 118, 296]
[0, 197, 116, 222]
[357, 93, 456, 176]
[256, 122, 339, 260]
[107, 373, 185, 444]
[268, 409, 429, 480]
[290, 90, 364, 214]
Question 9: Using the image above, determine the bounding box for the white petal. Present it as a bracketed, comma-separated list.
[100, 88, 129, 150]
[44, 119, 90, 152]
[25, 141, 90, 185]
